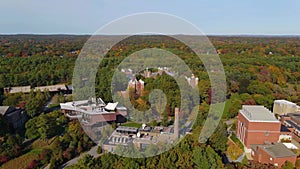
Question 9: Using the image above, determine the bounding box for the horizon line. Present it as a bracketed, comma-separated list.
[0, 33, 300, 37]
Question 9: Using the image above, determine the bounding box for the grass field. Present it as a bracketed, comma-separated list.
[230, 134, 244, 149]
[122, 122, 142, 128]
[0, 149, 41, 169]
[0, 138, 57, 169]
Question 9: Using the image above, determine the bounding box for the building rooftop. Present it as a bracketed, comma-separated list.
[240, 105, 278, 122]
[251, 143, 296, 158]
[4, 86, 31, 94]
[105, 102, 118, 111]
[0, 106, 10, 115]
[274, 100, 297, 106]
[116, 126, 138, 133]
[285, 120, 300, 132]
[60, 98, 116, 115]
[34, 84, 67, 92]
[287, 113, 300, 124]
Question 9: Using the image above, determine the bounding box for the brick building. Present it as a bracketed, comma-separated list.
[236, 105, 281, 151]
[128, 77, 144, 96]
[281, 113, 300, 142]
[251, 143, 296, 167]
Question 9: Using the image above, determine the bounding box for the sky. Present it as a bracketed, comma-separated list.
[0, 0, 299, 35]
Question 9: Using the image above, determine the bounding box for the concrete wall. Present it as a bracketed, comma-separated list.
[273, 102, 297, 116]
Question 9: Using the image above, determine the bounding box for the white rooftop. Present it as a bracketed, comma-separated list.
[240, 105, 279, 122]
[60, 98, 117, 115]
[105, 102, 118, 111]
[274, 100, 297, 106]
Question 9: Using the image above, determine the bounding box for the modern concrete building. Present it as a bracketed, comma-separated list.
[236, 105, 281, 151]
[60, 98, 127, 126]
[273, 100, 299, 116]
[251, 143, 296, 167]
[102, 107, 182, 153]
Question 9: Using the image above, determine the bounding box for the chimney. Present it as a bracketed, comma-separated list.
[174, 107, 179, 139]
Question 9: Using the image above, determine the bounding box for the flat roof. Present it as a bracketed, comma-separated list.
[7, 86, 31, 93]
[35, 84, 67, 92]
[105, 102, 118, 111]
[251, 143, 296, 158]
[240, 105, 278, 122]
[60, 99, 116, 115]
[116, 126, 138, 133]
[274, 100, 297, 106]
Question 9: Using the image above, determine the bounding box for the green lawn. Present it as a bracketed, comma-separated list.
[0, 138, 57, 169]
[122, 122, 142, 128]
[0, 149, 41, 169]
[230, 134, 244, 149]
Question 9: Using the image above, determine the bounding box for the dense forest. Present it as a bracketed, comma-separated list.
[0, 35, 300, 168]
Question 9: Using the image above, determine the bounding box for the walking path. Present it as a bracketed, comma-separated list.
[44, 145, 101, 169]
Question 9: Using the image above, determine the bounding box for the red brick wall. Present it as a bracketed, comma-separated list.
[252, 146, 296, 167]
[237, 111, 281, 148]
[90, 113, 116, 123]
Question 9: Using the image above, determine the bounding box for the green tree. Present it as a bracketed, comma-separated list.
[208, 123, 228, 153]
[25, 90, 40, 117]
[281, 161, 294, 169]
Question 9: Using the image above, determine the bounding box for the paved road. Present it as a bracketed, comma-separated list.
[44, 146, 101, 169]
[58, 146, 101, 169]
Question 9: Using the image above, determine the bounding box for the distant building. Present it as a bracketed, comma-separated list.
[103, 107, 182, 153]
[60, 98, 127, 126]
[4, 84, 72, 95]
[4, 86, 31, 94]
[251, 143, 296, 167]
[34, 84, 68, 92]
[128, 78, 144, 96]
[281, 113, 300, 142]
[236, 105, 281, 151]
[273, 100, 299, 116]
[158, 67, 177, 77]
[185, 74, 199, 88]
[144, 67, 151, 78]
[121, 68, 133, 76]
[0, 106, 28, 130]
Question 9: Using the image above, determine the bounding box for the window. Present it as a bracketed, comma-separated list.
[265, 131, 269, 136]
